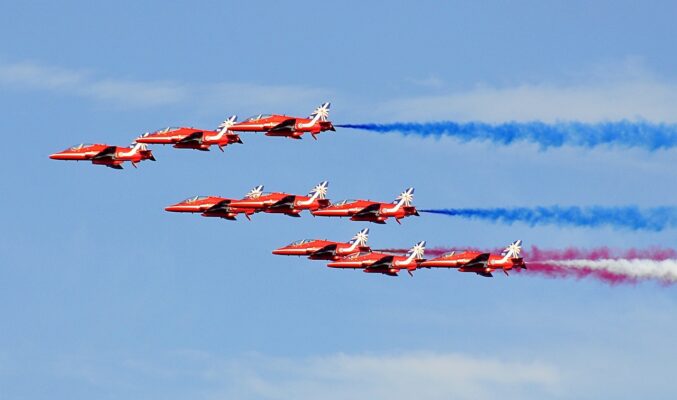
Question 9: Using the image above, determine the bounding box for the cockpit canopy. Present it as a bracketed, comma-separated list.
[182, 196, 210, 203]
[289, 239, 313, 246]
[154, 127, 181, 133]
[333, 199, 358, 206]
[68, 143, 94, 150]
[243, 114, 272, 122]
[344, 251, 371, 259]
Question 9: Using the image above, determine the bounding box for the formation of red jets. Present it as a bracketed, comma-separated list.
[273, 229, 525, 277]
[166, 183, 419, 224]
[49, 103, 334, 168]
[50, 102, 526, 278]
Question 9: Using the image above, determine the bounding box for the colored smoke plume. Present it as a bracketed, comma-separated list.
[522, 246, 677, 285]
[337, 121, 677, 150]
[379, 246, 677, 285]
[420, 206, 677, 231]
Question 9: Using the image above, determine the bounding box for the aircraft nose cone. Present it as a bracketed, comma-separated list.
[272, 248, 286, 255]
[49, 153, 63, 159]
[164, 205, 181, 212]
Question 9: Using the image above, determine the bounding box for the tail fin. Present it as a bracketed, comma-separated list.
[500, 240, 523, 262]
[131, 142, 148, 153]
[347, 228, 369, 250]
[405, 241, 426, 263]
[307, 181, 329, 200]
[308, 102, 331, 122]
[391, 187, 415, 210]
[245, 185, 264, 199]
[217, 115, 237, 133]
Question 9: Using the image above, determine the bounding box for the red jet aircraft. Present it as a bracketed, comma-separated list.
[418, 240, 525, 277]
[311, 188, 418, 224]
[272, 228, 370, 260]
[164, 185, 264, 221]
[326, 241, 425, 276]
[49, 143, 155, 169]
[229, 102, 335, 139]
[225, 181, 330, 217]
[135, 116, 241, 151]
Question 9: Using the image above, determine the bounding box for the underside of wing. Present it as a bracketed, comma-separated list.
[366, 255, 395, 270]
[463, 253, 491, 269]
[91, 146, 117, 161]
[353, 203, 380, 218]
[203, 199, 233, 215]
[268, 118, 297, 133]
[176, 131, 204, 144]
[309, 244, 338, 259]
[268, 195, 297, 210]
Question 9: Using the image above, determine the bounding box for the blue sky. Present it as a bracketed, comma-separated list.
[1, 1, 677, 399]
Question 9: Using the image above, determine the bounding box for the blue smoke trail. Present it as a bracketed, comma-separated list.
[336, 121, 677, 150]
[421, 206, 677, 231]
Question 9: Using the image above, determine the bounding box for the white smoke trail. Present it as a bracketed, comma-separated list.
[543, 259, 677, 282]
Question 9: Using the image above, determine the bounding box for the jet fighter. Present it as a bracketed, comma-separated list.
[418, 240, 525, 277]
[164, 185, 264, 221]
[135, 116, 242, 151]
[327, 241, 426, 276]
[229, 102, 335, 140]
[225, 181, 330, 217]
[311, 188, 418, 224]
[272, 228, 370, 260]
[49, 143, 155, 169]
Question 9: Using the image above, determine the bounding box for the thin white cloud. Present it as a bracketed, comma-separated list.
[110, 350, 558, 400]
[218, 352, 560, 400]
[0, 61, 330, 111]
[379, 81, 677, 123]
[378, 61, 677, 123]
[0, 62, 187, 107]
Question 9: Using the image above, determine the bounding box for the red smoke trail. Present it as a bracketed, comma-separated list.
[521, 246, 677, 285]
[376, 246, 677, 285]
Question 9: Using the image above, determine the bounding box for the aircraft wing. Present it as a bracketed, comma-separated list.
[310, 244, 338, 258]
[203, 199, 233, 215]
[366, 255, 395, 270]
[268, 118, 297, 133]
[268, 195, 297, 211]
[176, 131, 204, 145]
[463, 253, 491, 269]
[352, 203, 381, 218]
[91, 146, 117, 161]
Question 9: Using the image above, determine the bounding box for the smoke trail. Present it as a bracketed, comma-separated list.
[421, 206, 677, 231]
[380, 245, 677, 285]
[522, 247, 677, 285]
[336, 121, 677, 150]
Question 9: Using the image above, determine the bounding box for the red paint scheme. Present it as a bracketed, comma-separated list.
[225, 181, 330, 217]
[418, 240, 525, 277]
[327, 241, 425, 276]
[49, 143, 155, 169]
[135, 116, 241, 151]
[230, 102, 334, 140]
[311, 188, 418, 224]
[272, 229, 370, 260]
[164, 194, 253, 221]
